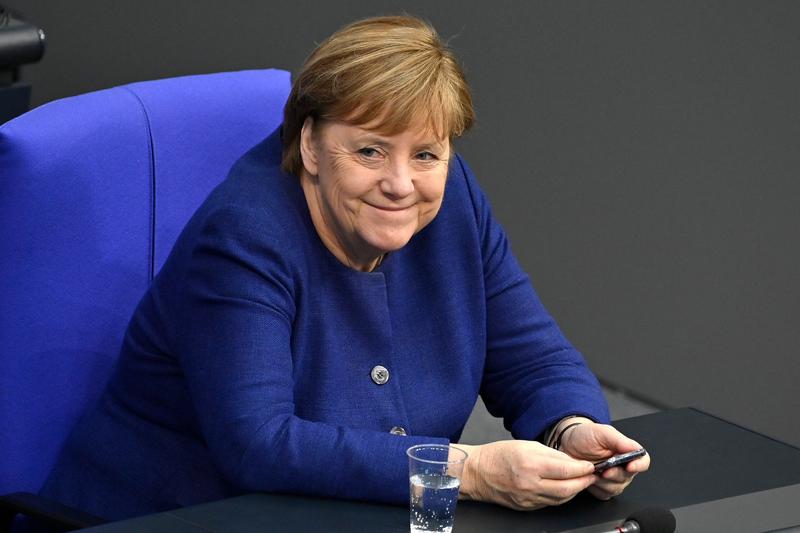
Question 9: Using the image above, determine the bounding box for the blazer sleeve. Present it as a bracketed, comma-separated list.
[169, 205, 447, 505]
[454, 155, 611, 441]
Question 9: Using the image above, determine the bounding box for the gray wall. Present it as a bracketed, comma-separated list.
[7, 1, 800, 445]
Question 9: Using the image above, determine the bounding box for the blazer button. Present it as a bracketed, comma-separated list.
[390, 426, 407, 436]
[371, 365, 389, 385]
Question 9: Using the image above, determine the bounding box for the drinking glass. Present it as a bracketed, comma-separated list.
[406, 444, 468, 533]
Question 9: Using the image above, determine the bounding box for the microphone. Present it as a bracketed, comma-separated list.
[602, 507, 676, 533]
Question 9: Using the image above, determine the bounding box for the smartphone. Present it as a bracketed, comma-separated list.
[593, 448, 647, 473]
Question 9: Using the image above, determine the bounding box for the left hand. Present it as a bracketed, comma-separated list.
[556, 418, 651, 500]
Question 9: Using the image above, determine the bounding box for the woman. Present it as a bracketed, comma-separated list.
[42, 15, 649, 519]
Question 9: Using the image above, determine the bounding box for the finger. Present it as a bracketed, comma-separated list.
[590, 469, 638, 500]
[599, 466, 636, 483]
[538, 456, 596, 480]
[592, 475, 631, 495]
[587, 483, 618, 501]
[625, 453, 651, 473]
[537, 474, 598, 505]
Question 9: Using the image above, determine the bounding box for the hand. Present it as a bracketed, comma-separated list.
[456, 440, 597, 511]
[557, 420, 651, 500]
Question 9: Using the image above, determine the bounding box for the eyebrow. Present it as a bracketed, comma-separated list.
[354, 135, 447, 152]
[356, 136, 392, 147]
[415, 142, 448, 152]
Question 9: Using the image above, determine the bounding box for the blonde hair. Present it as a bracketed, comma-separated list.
[281, 15, 475, 175]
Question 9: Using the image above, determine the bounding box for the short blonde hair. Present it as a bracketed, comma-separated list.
[281, 15, 475, 175]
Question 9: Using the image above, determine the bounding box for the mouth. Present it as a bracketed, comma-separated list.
[366, 202, 414, 212]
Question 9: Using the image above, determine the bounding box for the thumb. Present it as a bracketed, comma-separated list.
[595, 425, 642, 454]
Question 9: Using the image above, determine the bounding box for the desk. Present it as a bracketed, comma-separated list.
[84, 408, 800, 532]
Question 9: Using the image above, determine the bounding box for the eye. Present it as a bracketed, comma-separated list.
[415, 151, 439, 161]
[357, 147, 380, 158]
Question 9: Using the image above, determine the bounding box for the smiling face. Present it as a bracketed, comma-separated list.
[299, 117, 450, 271]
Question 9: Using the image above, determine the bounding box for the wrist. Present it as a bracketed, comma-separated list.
[454, 443, 479, 501]
[549, 416, 594, 451]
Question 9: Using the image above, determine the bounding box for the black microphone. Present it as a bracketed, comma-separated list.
[602, 507, 676, 533]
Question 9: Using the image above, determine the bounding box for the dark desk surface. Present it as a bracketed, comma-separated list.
[84, 408, 800, 532]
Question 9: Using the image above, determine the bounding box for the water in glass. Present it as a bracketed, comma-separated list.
[409, 473, 460, 532]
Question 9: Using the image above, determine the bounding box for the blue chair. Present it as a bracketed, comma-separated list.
[0, 69, 291, 529]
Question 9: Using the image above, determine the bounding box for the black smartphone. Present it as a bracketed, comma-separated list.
[593, 448, 647, 473]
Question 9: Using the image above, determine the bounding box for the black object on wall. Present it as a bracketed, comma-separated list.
[4, 0, 800, 447]
[0, 5, 45, 123]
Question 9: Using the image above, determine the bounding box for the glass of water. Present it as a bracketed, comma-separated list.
[406, 444, 468, 533]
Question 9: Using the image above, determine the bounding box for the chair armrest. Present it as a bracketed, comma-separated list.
[0, 492, 106, 532]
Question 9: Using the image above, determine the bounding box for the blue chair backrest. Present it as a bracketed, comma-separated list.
[0, 69, 291, 494]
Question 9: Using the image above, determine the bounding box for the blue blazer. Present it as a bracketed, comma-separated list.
[42, 128, 609, 520]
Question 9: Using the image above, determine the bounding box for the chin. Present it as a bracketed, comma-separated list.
[362, 227, 416, 253]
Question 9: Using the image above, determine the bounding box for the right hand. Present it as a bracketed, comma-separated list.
[455, 441, 597, 510]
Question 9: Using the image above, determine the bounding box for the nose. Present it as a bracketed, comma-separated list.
[379, 160, 415, 199]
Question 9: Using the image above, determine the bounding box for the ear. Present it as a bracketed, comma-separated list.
[299, 116, 320, 177]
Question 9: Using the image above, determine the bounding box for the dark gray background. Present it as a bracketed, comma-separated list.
[6, 1, 800, 446]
